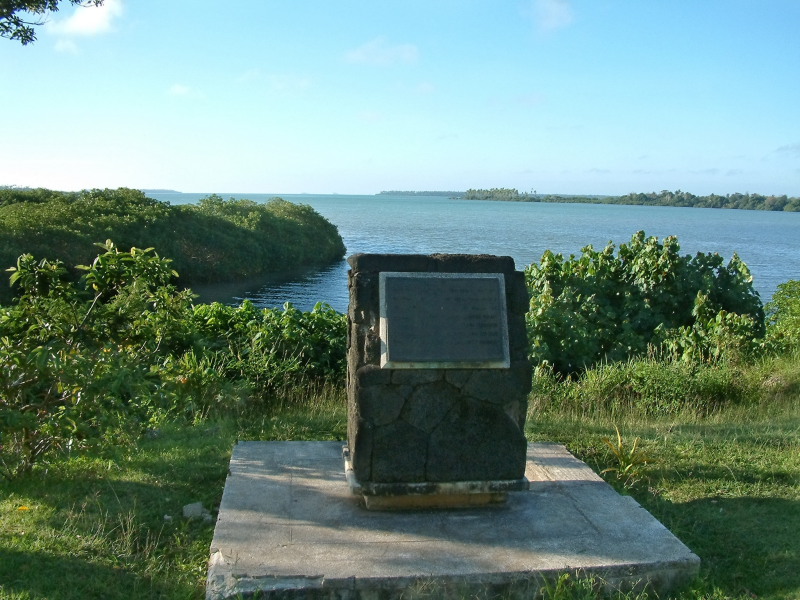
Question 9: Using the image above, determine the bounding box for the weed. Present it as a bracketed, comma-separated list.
[540, 573, 602, 599]
[601, 425, 652, 488]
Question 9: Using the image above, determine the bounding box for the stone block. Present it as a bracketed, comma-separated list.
[427, 400, 527, 482]
[390, 369, 442, 386]
[359, 385, 410, 426]
[348, 253, 433, 273]
[400, 381, 459, 433]
[371, 421, 428, 482]
[506, 271, 530, 313]
[430, 253, 516, 275]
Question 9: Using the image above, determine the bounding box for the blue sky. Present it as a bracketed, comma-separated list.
[2, 0, 799, 195]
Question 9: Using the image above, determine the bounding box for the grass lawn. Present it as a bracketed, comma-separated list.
[1, 386, 798, 599]
[0, 396, 348, 600]
[528, 399, 800, 600]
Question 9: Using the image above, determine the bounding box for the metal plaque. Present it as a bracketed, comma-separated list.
[379, 272, 510, 369]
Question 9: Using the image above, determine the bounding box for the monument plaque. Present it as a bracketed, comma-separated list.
[346, 254, 532, 508]
[379, 272, 510, 369]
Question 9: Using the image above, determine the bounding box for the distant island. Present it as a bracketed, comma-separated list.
[382, 188, 800, 212]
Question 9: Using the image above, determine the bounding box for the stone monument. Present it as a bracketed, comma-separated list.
[206, 253, 701, 598]
[345, 253, 532, 509]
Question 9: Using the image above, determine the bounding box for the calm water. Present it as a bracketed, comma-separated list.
[150, 192, 800, 312]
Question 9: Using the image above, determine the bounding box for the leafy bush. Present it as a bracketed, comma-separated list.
[765, 280, 800, 351]
[525, 231, 764, 374]
[658, 292, 763, 365]
[168, 195, 346, 283]
[0, 243, 347, 478]
[190, 300, 347, 394]
[0, 242, 194, 478]
[0, 188, 346, 303]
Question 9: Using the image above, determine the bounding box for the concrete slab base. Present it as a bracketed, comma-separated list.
[343, 446, 530, 510]
[206, 442, 699, 599]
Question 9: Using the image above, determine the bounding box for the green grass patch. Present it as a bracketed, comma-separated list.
[0, 420, 238, 600]
[528, 358, 800, 600]
[2, 361, 799, 599]
[0, 388, 347, 600]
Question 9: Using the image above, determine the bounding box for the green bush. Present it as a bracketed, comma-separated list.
[0, 242, 195, 478]
[0, 188, 346, 303]
[190, 300, 347, 395]
[765, 280, 800, 351]
[658, 292, 763, 365]
[525, 231, 764, 374]
[0, 243, 347, 478]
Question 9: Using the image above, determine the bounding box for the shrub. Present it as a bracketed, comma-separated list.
[0, 242, 194, 478]
[0, 188, 346, 303]
[190, 300, 347, 399]
[658, 292, 763, 365]
[525, 231, 764, 374]
[765, 280, 800, 351]
[0, 242, 348, 478]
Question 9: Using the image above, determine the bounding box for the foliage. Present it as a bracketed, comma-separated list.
[615, 190, 800, 212]
[0, 242, 194, 478]
[172, 194, 346, 282]
[539, 573, 609, 600]
[0, 0, 104, 44]
[187, 299, 347, 402]
[463, 187, 531, 201]
[765, 279, 800, 351]
[529, 356, 760, 417]
[0, 188, 346, 303]
[0, 243, 347, 478]
[525, 231, 765, 374]
[658, 292, 763, 365]
[601, 425, 651, 489]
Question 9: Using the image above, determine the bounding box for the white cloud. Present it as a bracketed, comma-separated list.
[345, 37, 419, 66]
[530, 0, 574, 32]
[48, 0, 123, 36]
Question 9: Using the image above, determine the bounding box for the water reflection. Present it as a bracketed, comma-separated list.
[192, 260, 350, 312]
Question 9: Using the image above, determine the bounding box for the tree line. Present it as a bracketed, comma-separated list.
[461, 188, 800, 211]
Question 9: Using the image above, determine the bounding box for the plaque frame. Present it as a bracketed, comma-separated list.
[379, 271, 511, 369]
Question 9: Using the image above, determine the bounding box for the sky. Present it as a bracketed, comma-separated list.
[2, 0, 799, 196]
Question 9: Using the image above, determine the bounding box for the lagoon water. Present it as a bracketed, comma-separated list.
[150, 192, 799, 313]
